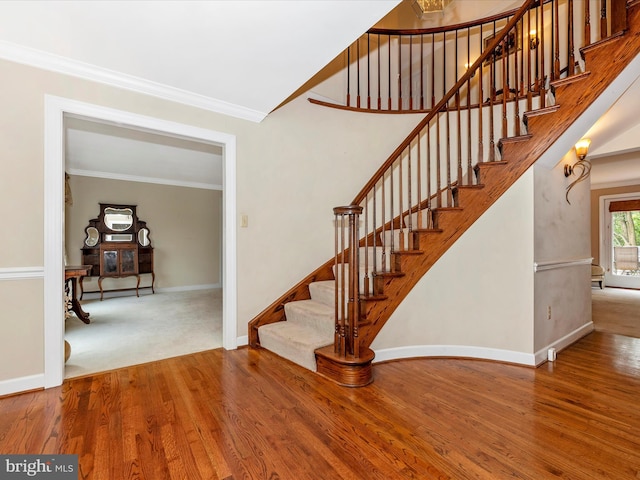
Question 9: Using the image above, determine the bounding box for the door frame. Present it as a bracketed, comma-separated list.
[599, 191, 640, 289]
[44, 95, 238, 388]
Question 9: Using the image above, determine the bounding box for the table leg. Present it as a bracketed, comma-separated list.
[79, 276, 85, 300]
[68, 277, 90, 324]
[98, 276, 104, 301]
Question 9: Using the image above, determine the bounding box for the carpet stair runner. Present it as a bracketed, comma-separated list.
[258, 248, 389, 370]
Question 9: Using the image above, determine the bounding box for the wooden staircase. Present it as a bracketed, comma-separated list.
[250, 0, 640, 386]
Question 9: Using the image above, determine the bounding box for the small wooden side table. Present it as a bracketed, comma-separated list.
[65, 265, 91, 324]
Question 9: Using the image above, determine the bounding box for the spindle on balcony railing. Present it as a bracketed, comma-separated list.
[330, 0, 626, 361]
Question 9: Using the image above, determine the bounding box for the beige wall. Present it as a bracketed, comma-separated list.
[0, 279, 43, 380]
[65, 175, 221, 292]
[590, 183, 640, 266]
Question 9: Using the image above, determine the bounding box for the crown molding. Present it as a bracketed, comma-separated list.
[67, 168, 223, 191]
[0, 40, 267, 123]
[591, 177, 640, 190]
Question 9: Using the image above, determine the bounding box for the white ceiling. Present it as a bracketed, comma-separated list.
[0, 0, 401, 188]
[582, 77, 640, 189]
[0, 0, 399, 121]
[0, 0, 637, 189]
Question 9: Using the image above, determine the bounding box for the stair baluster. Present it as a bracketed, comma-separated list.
[333, 206, 362, 359]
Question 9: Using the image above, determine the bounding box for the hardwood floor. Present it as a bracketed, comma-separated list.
[592, 286, 640, 338]
[0, 331, 639, 479]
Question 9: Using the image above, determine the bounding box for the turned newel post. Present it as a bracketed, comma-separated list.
[334, 205, 363, 359]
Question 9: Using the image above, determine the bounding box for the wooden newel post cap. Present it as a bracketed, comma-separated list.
[334, 205, 363, 215]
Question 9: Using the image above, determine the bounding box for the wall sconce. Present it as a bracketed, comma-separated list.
[564, 138, 592, 204]
[529, 30, 539, 49]
[464, 62, 476, 78]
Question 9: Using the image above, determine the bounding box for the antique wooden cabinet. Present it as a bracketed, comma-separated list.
[81, 204, 155, 300]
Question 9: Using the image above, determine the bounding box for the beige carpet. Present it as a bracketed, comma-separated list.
[64, 289, 222, 379]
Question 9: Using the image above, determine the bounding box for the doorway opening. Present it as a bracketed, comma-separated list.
[44, 96, 238, 388]
[600, 193, 640, 289]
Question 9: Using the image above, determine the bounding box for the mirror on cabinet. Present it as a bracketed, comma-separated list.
[138, 227, 150, 247]
[85, 226, 99, 247]
[104, 207, 134, 231]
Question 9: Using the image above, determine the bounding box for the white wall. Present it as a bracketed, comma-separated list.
[373, 169, 536, 364]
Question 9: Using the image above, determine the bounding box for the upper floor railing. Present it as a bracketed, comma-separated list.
[311, 0, 626, 114]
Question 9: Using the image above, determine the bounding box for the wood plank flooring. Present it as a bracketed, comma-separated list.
[592, 286, 640, 338]
[0, 330, 639, 479]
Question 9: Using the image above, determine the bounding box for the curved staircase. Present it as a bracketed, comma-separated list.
[250, 0, 640, 386]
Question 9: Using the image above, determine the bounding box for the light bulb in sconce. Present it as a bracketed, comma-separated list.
[574, 138, 591, 160]
[564, 138, 592, 204]
[464, 62, 476, 77]
[529, 30, 539, 49]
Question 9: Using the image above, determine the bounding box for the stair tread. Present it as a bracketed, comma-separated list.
[259, 321, 333, 345]
[285, 299, 333, 316]
[550, 71, 591, 89]
[433, 206, 463, 212]
[523, 104, 560, 119]
[474, 160, 508, 170]
[498, 134, 533, 145]
[374, 270, 405, 278]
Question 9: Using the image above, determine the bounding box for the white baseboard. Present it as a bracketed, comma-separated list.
[236, 335, 249, 347]
[534, 321, 594, 365]
[157, 283, 221, 293]
[373, 344, 536, 366]
[81, 283, 221, 300]
[373, 323, 595, 367]
[0, 374, 44, 397]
